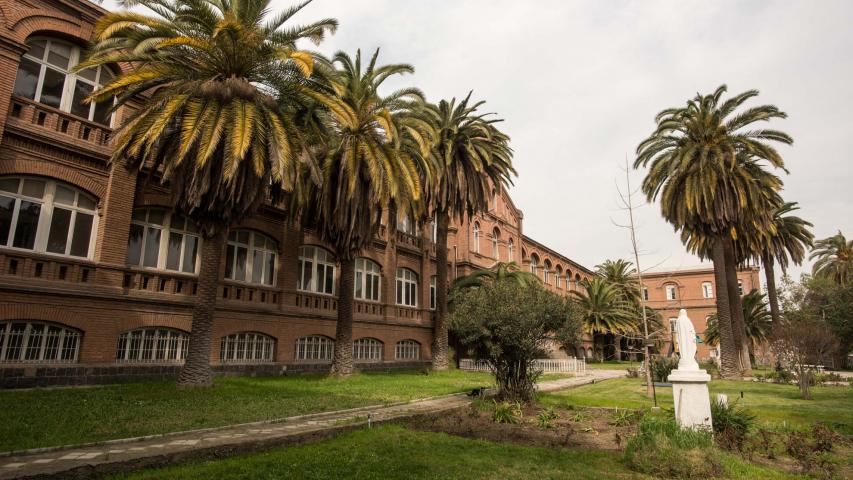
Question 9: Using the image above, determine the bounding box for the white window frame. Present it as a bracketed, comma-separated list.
[127, 208, 201, 274]
[669, 317, 678, 333]
[429, 276, 437, 310]
[702, 282, 714, 299]
[14, 37, 116, 126]
[220, 332, 275, 363]
[543, 261, 551, 284]
[555, 268, 562, 288]
[0, 176, 98, 259]
[472, 222, 480, 254]
[226, 230, 278, 286]
[529, 255, 538, 274]
[397, 213, 416, 235]
[0, 321, 81, 363]
[492, 229, 500, 260]
[665, 284, 677, 300]
[297, 246, 335, 294]
[507, 239, 514, 262]
[353, 338, 383, 362]
[116, 327, 189, 363]
[395, 339, 420, 360]
[354, 257, 381, 302]
[642, 286, 649, 301]
[294, 335, 334, 362]
[396, 268, 418, 307]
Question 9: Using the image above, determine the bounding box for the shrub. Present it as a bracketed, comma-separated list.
[610, 407, 637, 427]
[571, 411, 587, 423]
[710, 399, 755, 451]
[492, 401, 522, 424]
[537, 407, 559, 429]
[650, 356, 679, 383]
[623, 414, 723, 478]
[699, 361, 720, 379]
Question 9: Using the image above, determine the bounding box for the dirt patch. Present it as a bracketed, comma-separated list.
[402, 403, 641, 451]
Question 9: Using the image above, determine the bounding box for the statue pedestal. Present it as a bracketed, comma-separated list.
[668, 369, 712, 430]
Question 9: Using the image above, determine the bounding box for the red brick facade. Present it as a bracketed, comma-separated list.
[0, 0, 592, 386]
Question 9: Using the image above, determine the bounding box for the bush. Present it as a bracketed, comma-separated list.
[493, 401, 522, 424]
[623, 414, 723, 478]
[610, 407, 637, 427]
[699, 361, 720, 379]
[710, 399, 755, 451]
[650, 356, 679, 383]
[537, 407, 559, 429]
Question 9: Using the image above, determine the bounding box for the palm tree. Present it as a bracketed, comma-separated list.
[757, 203, 814, 323]
[595, 259, 641, 360]
[634, 85, 791, 379]
[81, 0, 337, 386]
[298, 49, 435, 376]
[705, 289, 772, 363]
[451, 261, 540, 293]
[571, 277, 636, 361]
[810, 231, 853, 285]
[425, 94, 515, 370]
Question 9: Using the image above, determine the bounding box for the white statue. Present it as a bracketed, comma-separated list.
[675, 308, 699, 371]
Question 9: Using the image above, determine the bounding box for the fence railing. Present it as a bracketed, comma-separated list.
[459, 358, 587, 376]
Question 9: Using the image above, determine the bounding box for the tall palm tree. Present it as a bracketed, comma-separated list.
[571, 277, 636, 361]
[425, 94, 515, 370]
[705, 289, 772, 363]
[451, 261, 540, 293]
[757, 203, 814, 323]
[810, 231, 853, 285]
[634, 85, 791, 379]
[298, 49, 435, 376]
[595, 259, 641, 360]
[81, 0, 337, 386]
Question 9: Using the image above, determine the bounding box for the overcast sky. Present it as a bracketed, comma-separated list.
[106, 0, 853, 280]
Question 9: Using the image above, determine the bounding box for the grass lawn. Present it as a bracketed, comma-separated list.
[583, 360, 640, 370]
[0, 370, 497, 452]
[539, 377, 853, 434]
[109, 425, 801, 480]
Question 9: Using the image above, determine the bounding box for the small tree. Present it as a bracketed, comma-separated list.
[450, 281, 580, 402]
[770, 318, 838, 399]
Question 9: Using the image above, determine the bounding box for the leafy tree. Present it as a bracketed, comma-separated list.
[705, 289, 772, 362]
[783, 275, 853, 369]
[298, 49, 435, 376]
[810, 231, 853, 285]
[635, 85, 791, 379]
[81, 0, 337, 386]
[450, 281, 580, 402]
[425, 94, 515, 370]
[451, 261, 540, 293]
[572, 277, 636, 360]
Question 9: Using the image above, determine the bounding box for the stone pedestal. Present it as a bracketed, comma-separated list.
[668, 369, 712, 430]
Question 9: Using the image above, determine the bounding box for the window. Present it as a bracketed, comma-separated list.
[669, 318, 678, 333]
[543, 260, 552, 284]
[472, 222, 480, 254]
[529, 254, 539, 274]
[396, 268, 418, 307]
[353, 338, 383, 362]
[116, 328, 188, 363]
[737, 280, 744, 296]
[224, 230, 277, 285]
[397, 214, 416, 235]
[294, 335, 334, 361]
[702, 282, 714, 299]
[354, 258, 381, 302]
[395, 340, 420, 360]
[0, 321, 81, 363]
[555, 266, 563, 288]
[0, 176, 97, 259]
[127, 209, 200, 274]
[490, 190, 498, 211]
[297, 246, 335, 294]
[220, 332, 275, 363]
[492, 228, 500, 260]
[507, 238, 514, 262]
[429, 219, 437, 242]
[13, 38, 115, 126]
[665, 284, 677, 300]
[643, 286, 649, 301]
[429, 276, 437, 310]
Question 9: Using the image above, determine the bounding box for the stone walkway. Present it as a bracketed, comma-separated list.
[0, 370, 625, 479]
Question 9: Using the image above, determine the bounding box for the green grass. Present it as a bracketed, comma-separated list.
[0, 370, 495, 452]
[540, 377, 853, 434]
[110, 425, 802, 480]
[583, 360, 640, 370]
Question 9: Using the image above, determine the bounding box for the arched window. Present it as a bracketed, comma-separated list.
[429, 276, 437, 310]
[395, 339, 421, 360]
[429, 219, 437, 242]
[0, 321, 81, 363]
[116, 328, 189, 363]
[354, 258, 381, 302]
[353, 338, 383, 362]
[702, 282, 714, 299]
[220, 332, 275, 363]
[472, 222, 480, 253]
[665, 284, 677, 300]
[13, 37, 115, 126]
[294, 335, 334, 361]
[397, 213, 416, 235]
[492, 228, 500, 260]
[543, 259, 552, 284]
[226, 230, 277, 285]
[555, 266, 563, 288]
[490, 190, 497, 211]
[297, 246, 335, 294]
[0, 176, 97, 258]
[396, 268, 418, 307]
[507, 238, 514, 262]
[565, 269, 573, 288]
[127, 208, 200, 273]
[529, 254, 539, 275]
[642, 286, 649, 301]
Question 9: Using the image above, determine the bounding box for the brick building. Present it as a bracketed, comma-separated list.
[0, 0, 593, 387]
[640, 266, 763, 361]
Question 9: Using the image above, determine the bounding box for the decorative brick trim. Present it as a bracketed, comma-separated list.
[0, 158, 106, 198]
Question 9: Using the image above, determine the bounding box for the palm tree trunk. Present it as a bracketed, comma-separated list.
[431, 212, 450, 370]
[330, 257, 356, 376]
[763, 253, 781, 325]
[177, 227, 227, 388]
[613, 333, 622, 361]
[712, 236, 740, 379]
[723, 239, 752, 376]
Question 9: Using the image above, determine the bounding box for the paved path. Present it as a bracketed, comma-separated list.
[0, 370, 624, 479]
